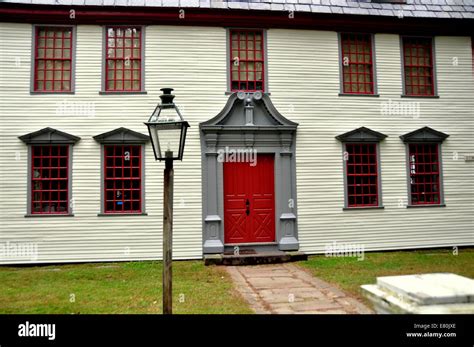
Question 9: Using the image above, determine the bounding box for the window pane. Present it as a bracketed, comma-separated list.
[345, 143, 379, 207]
[229, 29, 265, 92]
[34, 26, 73, 92]
[403, 37, 434, 96]
[340, 33, 374, 95]
[408, 143, 441, 205]
[31, 145, 69, 214]
[105, 26, 142, 91]
[104, 145, 142, 213]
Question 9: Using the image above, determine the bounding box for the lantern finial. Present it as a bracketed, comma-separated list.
[160, 88, 175, 105]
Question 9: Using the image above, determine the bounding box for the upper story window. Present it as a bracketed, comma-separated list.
[33, 26, 74, 93]
[19, 127, 80, 216]
[339, 33, 376, 95]
[402, 37, 436, 96]
[229, 29, 265, 92]
[400, 127, 449, 207]
[93, 128, 149, 215]
[104, 26, 143, 92]
[336, 127, 387, 209]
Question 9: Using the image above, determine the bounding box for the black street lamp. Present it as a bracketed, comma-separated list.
[145, 88, 190, 315]
[146, 88, 190, 161]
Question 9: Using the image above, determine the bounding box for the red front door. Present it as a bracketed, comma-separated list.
[224, 154, 275, 244]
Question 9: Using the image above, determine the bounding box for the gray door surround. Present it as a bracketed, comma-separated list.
[200, 92, 299, 254]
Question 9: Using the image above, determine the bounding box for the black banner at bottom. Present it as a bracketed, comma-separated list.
[0, 314, 473, 346]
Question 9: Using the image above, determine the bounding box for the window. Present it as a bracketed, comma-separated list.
[19, 128, 79, 216]
[105, 26, 143, 92]
[229, 29, 265, 92]
[400, 127, 448, 207]
[402, 37, 435, 96]
[336, 127, 387, 209]
[31, 145, 69, 214]
[104, 145, 142, 213]
[33, 26, 74, 92]
[408, 143, 441, 205]
[345, 143, 379, 207]
[340, 33, 375, 95]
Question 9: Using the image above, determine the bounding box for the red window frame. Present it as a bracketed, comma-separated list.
[105, 26, 143, 92]
[104, 145, 142, 214]
[33, 26, 73, 92]
[345, 143, 379, 207]
[31, 145, 69, 214]
[408, 143, 441, 205]
[402, 37, 435, 96]
[229, 29, 265, 92]
[340, 33, 375, 95]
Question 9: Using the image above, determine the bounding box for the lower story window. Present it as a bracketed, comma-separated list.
[31, 145, 69, 214]
[408, 143, 440, 205]
[346, 143, 379, 207]
[104, 145, 142, 213]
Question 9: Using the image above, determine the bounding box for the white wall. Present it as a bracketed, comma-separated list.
[0, 23, 473, 264]
[267, 30, 474, 253]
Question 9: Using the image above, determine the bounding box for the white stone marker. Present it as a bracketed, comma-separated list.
[361, 273, 474, 314]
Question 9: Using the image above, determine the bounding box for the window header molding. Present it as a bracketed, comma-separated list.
[400, 126, 449, 143]
[19, 127, 81, 144]
[93, 127, 150, 144]
[336, 127, 388, 143]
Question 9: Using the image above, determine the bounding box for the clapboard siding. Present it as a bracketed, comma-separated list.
[0, 24, 227, 263]
[0, 23, 473, 264]
[267, 30, 474, 253]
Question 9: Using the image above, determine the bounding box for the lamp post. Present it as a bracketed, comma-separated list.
[145, 88, 190, 315]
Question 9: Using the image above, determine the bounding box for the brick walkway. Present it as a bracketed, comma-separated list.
[226, 263, 373, 314]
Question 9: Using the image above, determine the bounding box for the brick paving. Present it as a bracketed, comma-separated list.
[226, 263, 373, 314]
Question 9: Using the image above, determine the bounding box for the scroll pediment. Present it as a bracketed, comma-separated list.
[200, 93, 298, 131]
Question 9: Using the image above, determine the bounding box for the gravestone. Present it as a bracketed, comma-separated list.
[361, 273, 474, 314]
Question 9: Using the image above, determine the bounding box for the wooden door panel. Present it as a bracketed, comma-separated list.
[224, 154, 275, 244]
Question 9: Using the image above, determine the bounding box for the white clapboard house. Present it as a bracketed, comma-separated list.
[0, 0, 473, 264]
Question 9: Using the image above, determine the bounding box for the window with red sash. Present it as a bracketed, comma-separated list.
[340, 33, 375, 95]
[408, 143, 441, 205]
[402, 37, 435, 96]
[31, 145, 69, 214]
[345, 143, 379, 207]
[33, 26, 73, 92]
[105, 26, 143, 92]
[229, 29, 265, 92]
[104, 145, 142, 213]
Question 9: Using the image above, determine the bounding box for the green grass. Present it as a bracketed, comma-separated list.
[299, 248, 474, 304]
[0, 260, 253, 314]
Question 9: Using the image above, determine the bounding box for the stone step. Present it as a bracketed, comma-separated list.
[204, 251, 307, 266]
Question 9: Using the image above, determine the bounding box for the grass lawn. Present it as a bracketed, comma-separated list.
[0, 260, 253, 314]
[299, 247, 474, 305]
